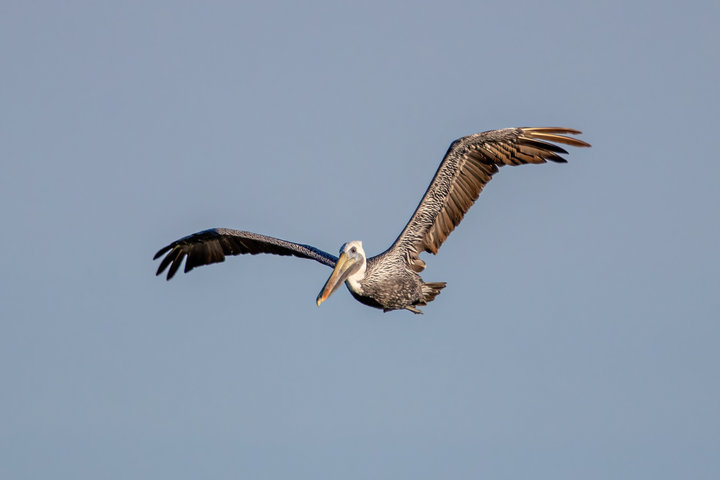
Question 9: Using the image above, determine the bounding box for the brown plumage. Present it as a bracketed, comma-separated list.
[154, 127, 590, 313]
[385, 128, 590, 267]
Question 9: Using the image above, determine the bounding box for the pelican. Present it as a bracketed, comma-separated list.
[154, 127, 590, 313]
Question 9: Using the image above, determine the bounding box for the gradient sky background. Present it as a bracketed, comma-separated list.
[2, 1, 719, 479]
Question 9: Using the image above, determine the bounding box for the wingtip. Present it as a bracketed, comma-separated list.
[574, 137, 591, 147]
[522, 128, 591, 148]
[153, 244, 171, 260]
[522, 127, 582, 135]
[154, 263, 170, 279]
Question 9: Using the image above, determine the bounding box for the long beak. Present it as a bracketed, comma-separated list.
[316, 252, 358, 307]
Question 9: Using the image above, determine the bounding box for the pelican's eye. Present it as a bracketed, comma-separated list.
[350, 247, 357, 254]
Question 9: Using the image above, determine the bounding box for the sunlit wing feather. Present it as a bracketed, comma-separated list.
[383, 127, 590, 271]
[154, 228, 338, 280]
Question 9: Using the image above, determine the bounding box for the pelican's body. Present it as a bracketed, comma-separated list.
[323, 243, 445, 314]
[154, 127, 590, 313]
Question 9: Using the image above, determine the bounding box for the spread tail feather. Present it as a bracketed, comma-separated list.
[419, 281, 446, 306]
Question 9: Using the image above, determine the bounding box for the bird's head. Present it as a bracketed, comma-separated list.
[316, 241, 367, 306]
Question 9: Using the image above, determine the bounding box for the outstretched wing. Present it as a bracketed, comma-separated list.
[382, 127, 590, 271]
[154, 228, 338, 280]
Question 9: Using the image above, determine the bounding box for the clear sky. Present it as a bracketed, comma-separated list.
[2, 1, 718, 479]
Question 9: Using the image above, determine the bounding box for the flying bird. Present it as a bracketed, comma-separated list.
[154, 127, 590, 313]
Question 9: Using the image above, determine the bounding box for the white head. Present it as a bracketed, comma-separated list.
[316, 240, 367, 306]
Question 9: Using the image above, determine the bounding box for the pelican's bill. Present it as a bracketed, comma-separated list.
[316, 252, 360, 306]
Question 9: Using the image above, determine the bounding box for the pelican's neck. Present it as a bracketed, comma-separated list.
[345, 257, 367, 294]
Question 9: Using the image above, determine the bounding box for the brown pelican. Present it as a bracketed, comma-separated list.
[154, 127, 590, 313]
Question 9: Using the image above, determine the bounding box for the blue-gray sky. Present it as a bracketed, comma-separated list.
[2, 1, 718, 479]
